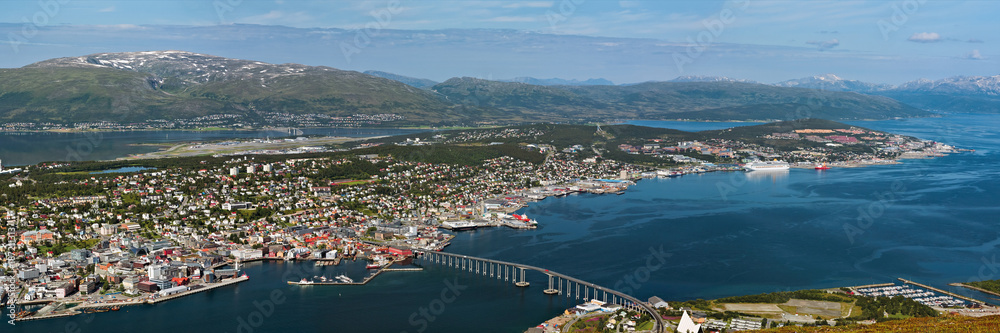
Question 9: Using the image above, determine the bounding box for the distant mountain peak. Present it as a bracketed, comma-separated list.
[895, 75, 1000, 96]
[668, 76, 758, 84]
[363, 70, 438, 89]
[774, 74, 891, 93]
[812, 73, 842, 81]
[501, 77, 614, 86]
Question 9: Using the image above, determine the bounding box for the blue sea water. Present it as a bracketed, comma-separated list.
[12, 114, 1000, 332]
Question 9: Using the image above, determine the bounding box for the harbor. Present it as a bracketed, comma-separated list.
[897, 278, 985, 306]
[12, 275, 250, 322]
[287, 261, 424, 286]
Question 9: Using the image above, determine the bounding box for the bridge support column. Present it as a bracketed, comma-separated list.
[515, 268, 529, 287]
[544, 275, 558, 295]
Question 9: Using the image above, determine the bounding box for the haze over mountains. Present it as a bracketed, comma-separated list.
[2, 51, 997, 126]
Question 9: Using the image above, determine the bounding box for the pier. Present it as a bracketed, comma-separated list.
[287, 264, 423, 286]
[898, 278, 985, 304]
[418, 251, 664, 333]
[148, 275, 249, 304]
[949, 283, 1000, 300]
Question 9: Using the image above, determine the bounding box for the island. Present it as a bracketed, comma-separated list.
[0, 120, 977, 331]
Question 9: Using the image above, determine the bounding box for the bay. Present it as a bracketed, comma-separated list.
[13, 114, 1000, 332]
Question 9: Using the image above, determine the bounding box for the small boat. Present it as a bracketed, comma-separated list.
[298, 278, 313, 284]
[366, 263, 381, 269]
[815, 163, 831, 170]
[111, 306, 121, 311]
[336, 275, 353, 283]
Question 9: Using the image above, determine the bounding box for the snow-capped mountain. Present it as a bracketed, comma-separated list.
[895, 75, 1000, 96]
[25, 50, 376, 89]
[669, 75, 759, 84]
[774, 74, 892, 93]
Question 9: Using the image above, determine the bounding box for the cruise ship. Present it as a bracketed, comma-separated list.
[743, 160, 790, 171]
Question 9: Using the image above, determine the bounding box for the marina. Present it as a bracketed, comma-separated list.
[853, 282, 969, 308]
[287, 261, 424, 286]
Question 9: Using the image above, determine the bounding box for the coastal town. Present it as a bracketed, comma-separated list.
[0, 122, 980, 330]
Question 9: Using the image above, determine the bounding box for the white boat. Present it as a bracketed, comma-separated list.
[744, 160, 790, 171]
[298, 278, 313, 285]
[336, 274, 353, 283]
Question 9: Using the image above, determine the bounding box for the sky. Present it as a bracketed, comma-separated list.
[0, 0, 996, 85]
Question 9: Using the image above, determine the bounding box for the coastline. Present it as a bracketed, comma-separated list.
[13, 276, 249, 322]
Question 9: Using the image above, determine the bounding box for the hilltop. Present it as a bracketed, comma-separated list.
[0, 51, 933, 128]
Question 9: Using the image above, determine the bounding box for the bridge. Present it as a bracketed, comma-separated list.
[417, 251, 665, 333]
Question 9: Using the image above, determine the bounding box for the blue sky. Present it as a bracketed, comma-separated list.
[0, 1, 995, 84]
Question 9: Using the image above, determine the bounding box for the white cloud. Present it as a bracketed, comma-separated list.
[501, 1, 554, 9]
[806, 38, 839, 51]
[98, 5, 116, 13]
[908, 32, 941, 43]
[965, 49, 986, 60]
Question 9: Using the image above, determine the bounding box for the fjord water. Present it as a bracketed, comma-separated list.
[0, 128, 424, 166]
[15, 114, 1000, 333]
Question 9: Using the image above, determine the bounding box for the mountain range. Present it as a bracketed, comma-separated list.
[778, 74, 1000, 113]
[4, 51, 995, 126]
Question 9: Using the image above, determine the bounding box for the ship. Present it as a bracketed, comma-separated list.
[510, 214, 538, 226]
[336, 275, 354, 283]
[744, 160, 790, 171]
[815, 163, 831, 170]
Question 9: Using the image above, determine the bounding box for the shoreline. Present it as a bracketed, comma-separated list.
[13, 276, 249, 322]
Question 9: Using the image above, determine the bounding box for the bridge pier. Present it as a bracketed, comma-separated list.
[421, 252, 664, 333]
[515, 267, 529, 287]
[544, 274, 558, 295]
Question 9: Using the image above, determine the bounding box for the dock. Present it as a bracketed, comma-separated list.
[13, 311, 77, 322]
[287, 264, 423, 286]
[846, 282, 896, 290]
[949, 283, 1000, 299]
[898, 278, 985, 304]
[148, 275, 249, 304]
[75, 300, 145, 310]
